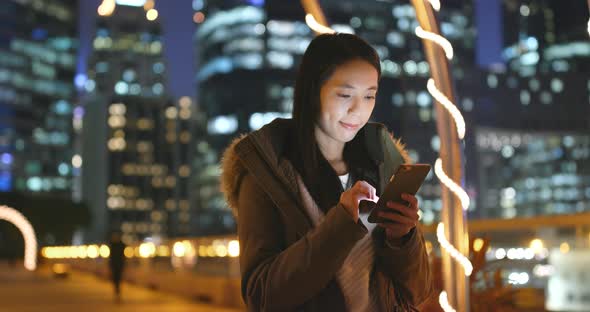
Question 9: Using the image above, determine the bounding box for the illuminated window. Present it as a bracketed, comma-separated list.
[53, 100, 71, 115]
[165, 176, 176, 188]
[109, 103, 126, 115]
[392, 93, 404, 107]
[179, 165, 191, 177]
[487, 74, 498, 88]
[84, 79, 96, 92]
[179, 131, 191, 143]
[417, 61, 430, 76]
[122, 69, 136, 82]
[267, 51, 293, 69]
[152, 62, 165, 74]
[550, 78, 563, 93]
[403, 60, 417, 75]
[114, 81, 129, 95]
[405, 91, 416, 105]
[249, 112, 291, 131]
[462, 98, 474, 111]
[416, 91, 431, 107]
[397, 18, 411, 32]
[137, 118, 153, 130]
[418, 108, 431, 122]
[58, 163, 69, 176]
[72, 155, 82, 168]
[528, 78, 540, 91]
[129, 83, 141, 94]
[152, 82, 164, 95]
[350, 16, 361, 28]
[108, 116, 126, 128]
[208, 115, 238, 135]
[431, 136, 440, 152]
[198, 6, 264, 38]
[179, 109, 191, 120]
[197, 57, 233, 81]
[165, 199, 176, 210]
[267, 20, 297, 36]
[540, 91, 552, 105]
[520, 90, 531, 105]
[331, 24, 355, 34]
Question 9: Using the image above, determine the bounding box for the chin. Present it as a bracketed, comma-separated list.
[337, 129, 359, 143]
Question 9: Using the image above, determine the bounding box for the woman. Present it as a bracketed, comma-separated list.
[221, 33, 432, 311]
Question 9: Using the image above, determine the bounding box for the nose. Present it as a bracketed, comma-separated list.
[347, 96, 361, 114]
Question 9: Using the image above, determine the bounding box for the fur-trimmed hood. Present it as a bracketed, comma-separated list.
[220, 118, 411, 219]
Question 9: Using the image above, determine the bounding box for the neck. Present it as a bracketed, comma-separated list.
[314, 127, 348, 175]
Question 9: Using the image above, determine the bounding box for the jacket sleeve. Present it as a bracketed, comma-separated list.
[372, 124, 433, 307]
[238, 173, 366, 311]
[374, 226, 433, 307]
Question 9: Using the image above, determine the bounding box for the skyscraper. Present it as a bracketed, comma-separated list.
[193, 0, 308, 235]
[82, 0, 193, 243]
[501, 0, 590, 74]
[468, 0, 590, 219]
[475, 128, 590, 219]
[0, 0, 78, 195]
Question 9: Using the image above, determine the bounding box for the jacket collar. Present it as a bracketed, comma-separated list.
[220, 118, 410, 228]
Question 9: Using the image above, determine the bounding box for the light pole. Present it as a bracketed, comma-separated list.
[411, 0, 470, 310]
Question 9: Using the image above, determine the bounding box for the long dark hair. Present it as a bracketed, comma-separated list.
[292, 33, 381, 187]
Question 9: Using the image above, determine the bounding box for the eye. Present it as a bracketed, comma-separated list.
[337, 94, 351, 98]
[365, 95, 376, 100]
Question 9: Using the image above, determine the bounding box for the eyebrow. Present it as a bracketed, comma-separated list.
[337, 83, 378, 91]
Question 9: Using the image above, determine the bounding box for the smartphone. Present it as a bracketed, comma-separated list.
[366, 164, 431, 224]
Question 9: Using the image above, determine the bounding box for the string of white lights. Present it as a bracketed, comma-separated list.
[437, 223, 473, 276]
[416, 1, 473, 311]
[415, 26, 454, 60]
[305, 14, 335, 34]
[434, 158, 470, 210]
[426, 79, 466, 139]
[0, 206, 37, 271]
[439, 291, 457, 312]
[428, 0, 441, 12]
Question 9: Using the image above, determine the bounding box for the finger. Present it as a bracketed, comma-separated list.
[378, 211, 417, 226]
[401, 194, 418, 208]
[354, 181, 376, 198]
[354, 181, 376, 193]
[385, 202, 420, 220]
[353, 191, 372, 204]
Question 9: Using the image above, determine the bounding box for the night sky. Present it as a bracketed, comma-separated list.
[475, 0, 503, 67]
[78, 0, 196, 100]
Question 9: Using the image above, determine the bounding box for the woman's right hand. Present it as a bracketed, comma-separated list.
[339, 180, 377, 222]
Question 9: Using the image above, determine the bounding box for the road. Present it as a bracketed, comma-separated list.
[0, 262, 243, 312]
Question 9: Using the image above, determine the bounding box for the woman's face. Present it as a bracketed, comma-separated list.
[316, 59, 379, 146]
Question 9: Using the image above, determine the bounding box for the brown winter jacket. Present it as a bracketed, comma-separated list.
[220, 118, 433, 311]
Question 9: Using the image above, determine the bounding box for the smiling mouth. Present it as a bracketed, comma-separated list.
[339, 121, 360, 130]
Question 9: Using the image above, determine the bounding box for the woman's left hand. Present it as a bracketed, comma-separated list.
[377, 193, 419, 241]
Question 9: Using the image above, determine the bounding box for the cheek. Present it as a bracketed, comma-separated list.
[360, 102, 376, 120]
[322, 97, 347, 119]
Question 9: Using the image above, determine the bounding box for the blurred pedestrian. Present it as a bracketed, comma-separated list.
[108, 232, 126, 301]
